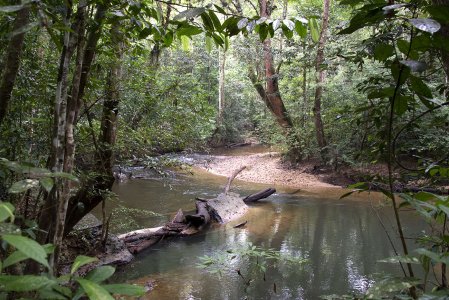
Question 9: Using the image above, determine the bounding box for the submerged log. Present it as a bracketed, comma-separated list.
[185, 201, 210, 227]
[118, 167, 276, 254]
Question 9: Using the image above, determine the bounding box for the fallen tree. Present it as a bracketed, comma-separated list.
[118, 167, 276, 254]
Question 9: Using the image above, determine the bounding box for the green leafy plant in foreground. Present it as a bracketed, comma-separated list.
[0, 169, 145, 299]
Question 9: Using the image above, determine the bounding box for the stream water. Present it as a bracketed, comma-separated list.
[108, 167, 424, 299]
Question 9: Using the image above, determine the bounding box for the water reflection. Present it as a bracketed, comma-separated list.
[110, 172, 424, 299]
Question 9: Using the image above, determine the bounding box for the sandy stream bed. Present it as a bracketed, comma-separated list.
[191, 151, 340, 190]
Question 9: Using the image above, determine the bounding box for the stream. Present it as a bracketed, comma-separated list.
[106, 165, 424, 299]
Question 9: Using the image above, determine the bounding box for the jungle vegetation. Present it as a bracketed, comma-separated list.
[0, 0, 448, 298]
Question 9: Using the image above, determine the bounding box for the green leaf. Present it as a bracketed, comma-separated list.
[438, 204, 449, 218]
[205, 35, 213, 53]
[173, 7, 205, 21]
[391, 61, 410, 86]
[213, 5, 226, 15]
[282, 25, 294, 39]
[348, 182, 368, 189]
[373, 43, 394, 61]
[224, 35, 230, 52]
[0, 5, 24, 13]
[77, 279, 114, 300]
[163, 31, 174, 47]
[208, 11, 221, 31]
[71, 255, 98, 275]
[258, 24, 269, 41]
[2, 235, 49, 268]
[176, 24, 203, 37]
[3, 250, 28, 268]
[211, 33, 224, 46]
[222, 16, 240, 36]
[181, 35, 190, 52]
[415, 248, 443, 263]
[338, 5, 384, 34]
[409, 18, 441, 34]
[426, 5, 449, 24]
[393, 95, 411, 116]
[0, 275, 53, 292]
[396, 39, 410, 56]
[38, 288, 67, 300]
[414, 191, 440, 202]
[39, 177, 54, 192]
[8, 179, 39, 193]
[409, 75, 432, 98]
[309, 18, 319, 42]
[102, 284, 145, 296]
[295, 21, 307, 39]
[85, 266, 115, 283]
[340, 190, 356, 199]
[0, 202, 15, 222]
[200, 12, 214, 31]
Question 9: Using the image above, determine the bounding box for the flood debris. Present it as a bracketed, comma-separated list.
[117, 167, 276, 254]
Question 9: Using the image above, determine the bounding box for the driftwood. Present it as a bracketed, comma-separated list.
[243, 188, 276, 203]
[118, 167, 276, 254]
[224, 166, 246, 194]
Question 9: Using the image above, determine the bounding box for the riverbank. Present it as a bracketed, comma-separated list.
[191, 151, 342, 189]
[188, 145, 448, 193]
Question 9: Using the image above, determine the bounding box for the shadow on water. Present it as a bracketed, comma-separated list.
[108, 169, 425, 299]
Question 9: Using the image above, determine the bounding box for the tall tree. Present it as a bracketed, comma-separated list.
[313, 0, 330, 161]
[259, 0, 293, 129]
[0, 4, 30, 126]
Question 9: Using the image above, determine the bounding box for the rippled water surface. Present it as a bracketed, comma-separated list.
[109, 169, 423, 299]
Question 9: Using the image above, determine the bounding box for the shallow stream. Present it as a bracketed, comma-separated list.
[108, 167, 423, 299]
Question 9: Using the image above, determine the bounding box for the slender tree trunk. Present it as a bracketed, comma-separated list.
[218, 49, 226, 126]
[37, 2, 107, 244]
[49, 1, 75, 273]
[98, 22, 123, 174]
[64, 1, 86, 174]
[259, 0, 293, 129]
[75, 3, 107, 118]
[0, 5, 30, 126]
[302, 42, 308, 128]
[313, 0, 330, 161]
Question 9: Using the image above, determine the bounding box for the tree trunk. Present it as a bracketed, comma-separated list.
[98, 22, 123, 174]
[301, 42, 308, 128]
[313, 0, 330, 161]
[74, 3, 107, 119]
[64, 20, 123, 235]
[49, 2, 75, 272]
[64, 1, 87, 174]
[217, 49, 226, 126]
[37, 2, 108, 243]
[258, 0, 293, 129]
[0, 5, 30, 126]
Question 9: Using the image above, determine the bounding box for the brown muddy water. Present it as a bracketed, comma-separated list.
[107, 168, 424, 299]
